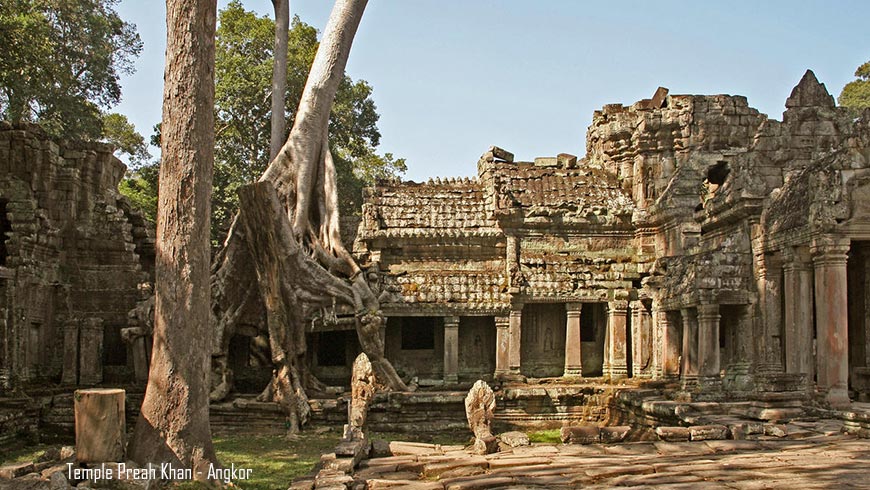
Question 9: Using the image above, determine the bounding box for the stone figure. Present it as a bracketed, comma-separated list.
[465, 380, 498, 455]
[344, 352, 376, 441]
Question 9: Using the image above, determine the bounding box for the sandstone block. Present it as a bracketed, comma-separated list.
[689, 425, 729, 441]
[560, 425, 600, 444]
[764, 424, 788, 438]
[0, 462, 35, 480]
[600, 425, 631, 443]
[655, 426, 690, 442]
[498, 431, 530, 447]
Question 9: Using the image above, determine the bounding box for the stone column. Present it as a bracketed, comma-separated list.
[658, 310, 681, 378]
[812, 238, 851, 408]
[631, 301, 653, 378]
[697, 304, 721, 385]
[564, 303, 583, 377]
[755, 252, 784, 372]
[606, 300, 628, 379]
[681, 308, 699, 385]
[494, 316, 510, 378]
[783, 247, 815, 379]
[62, 320, 80, 385]
[78, 318, 103, 386]
[508, 305, 522, 375]
[443, 316, 459, 383]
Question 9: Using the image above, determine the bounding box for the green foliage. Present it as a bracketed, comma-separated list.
[838, 60, 870, 116]
[0, 0, 142, 139]
[119, 161, 159, 223]
[528, 429, 562, 444]
[102, 112, 151, 167]
[211, 1, 404, 245]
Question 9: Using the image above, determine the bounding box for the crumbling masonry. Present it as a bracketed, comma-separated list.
[333, 70, 870, 409]
[0, 122, 154, 392]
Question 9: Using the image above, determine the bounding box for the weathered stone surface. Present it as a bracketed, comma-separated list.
[599, 426, 631, 443]
[655, 426, 691, 442]
[74, 388, 126, 463]
[689, 425, 729, 441]
[498, 431, 530, 447]
[465, 380, 497, 455]
[0, 462, 35, 480]
[344, 353, 375, 442]
[560, 425, 600, 444]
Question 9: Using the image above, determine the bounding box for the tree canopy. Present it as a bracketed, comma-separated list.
[210, 0, 404, 244]
[838, 60, 870, 115]
[0, 0, 142, 138]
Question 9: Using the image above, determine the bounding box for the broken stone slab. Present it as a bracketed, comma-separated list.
[422, 456, 487, 478]
[465, 380, 497, 455]
[764, 424, 788, 438]
[0, 462, 35, 480]
[689, 425, 729, 441]
[557, 153, 578, 168]
[599, 426, 631, 443]
[533, 157, 559, 167]
[498, 431, 530, 447]
[655, 426, 691, 442]
[560, 425, 600, 444]
[489, 146, 514, 162]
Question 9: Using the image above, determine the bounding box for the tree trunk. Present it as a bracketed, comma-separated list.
[128, 0, 218, 478]
[270, 0, 289, 162]
[211, 0, 407, 401]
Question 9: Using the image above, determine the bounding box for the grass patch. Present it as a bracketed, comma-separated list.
[0, 443, 54, 466]
[527, 429, 562, 444]
[2, 428, 467, 490]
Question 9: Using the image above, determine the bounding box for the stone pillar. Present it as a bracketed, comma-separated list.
[508, 306, 522, 375]
[443, 316, 459, 383]
[681, 308, 699, 385]
[62, 320, 80, 385]
[606, 300, 628, 379]
[564, 303, 583, 377]
[631, 301, 653, 378]
[812, 238, 851, 408]
[755, 252, 784, 372]
[783, 248, 815, 379]
[78, 318, 103, 386]
[494, 316, 510, 378]
[658, 310, 681, 378]
[697, 304, 721, 385]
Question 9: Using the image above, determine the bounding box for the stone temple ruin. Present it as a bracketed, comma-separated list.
[2, 71, 870, 452]
[0, 122, 154, 394]
[312, 69, 869, 412]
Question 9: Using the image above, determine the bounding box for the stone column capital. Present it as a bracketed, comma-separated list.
[608, 300, 629, 313]
[443, 316, 460, 328]
[566, 302, 582, 315]
[494, 316, 510, 328]
[697, 303, 720, 321]
[811, 236, 850, 265]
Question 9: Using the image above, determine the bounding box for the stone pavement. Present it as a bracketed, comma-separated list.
[357, 433, 870, 489]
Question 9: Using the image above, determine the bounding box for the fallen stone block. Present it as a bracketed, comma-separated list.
[560, 425, 600, 444]
[498, 431, 530, 447]
[0, 462, 35, 480]
[655, 426, 690, 442]
[600, 426, 631, 443]
[764, 424, 788, 438]
[689, 425, 729, 441]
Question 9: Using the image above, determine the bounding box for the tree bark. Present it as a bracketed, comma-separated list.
[128, 0, 218, 477]
[211, 0, 407, 399]
[269, 0, 289, 162]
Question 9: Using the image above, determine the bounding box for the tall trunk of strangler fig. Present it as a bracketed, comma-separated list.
[210, 0, 406, 434]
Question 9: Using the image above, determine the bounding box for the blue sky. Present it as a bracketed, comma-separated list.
[115, 1, 870, 182]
